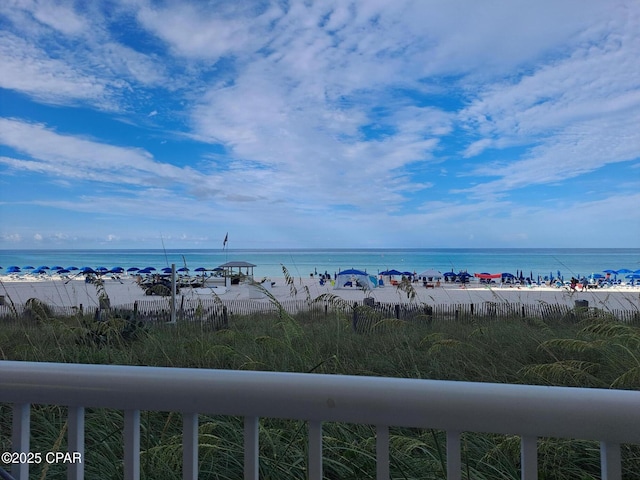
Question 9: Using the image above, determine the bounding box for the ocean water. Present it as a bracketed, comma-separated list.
[1, 248, 639, 280]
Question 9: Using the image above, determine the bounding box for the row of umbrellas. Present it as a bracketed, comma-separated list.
[378, 268, 640, 281]
[1, 266, 223, 275]
[596, 269, 640, 280]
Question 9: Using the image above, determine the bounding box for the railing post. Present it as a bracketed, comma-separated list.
[520, 436, 538, 480]
[11, 403, 30, 480]
[244, 416, 259, 480]
[446, 431, 461, 480]
[124, 409, 140, 480]
[600, 442, 621, 480]
[308, 421, 323, 480]
[67, 406, 85, 480]
[182, 413, 198, 480]
[376, 425, 390, 480]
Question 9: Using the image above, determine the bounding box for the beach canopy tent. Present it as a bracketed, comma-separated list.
[417, 269, 443, 281]
[334, 269, 378, 290]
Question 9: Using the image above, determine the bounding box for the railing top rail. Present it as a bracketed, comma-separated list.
[1, 361, 639, 443]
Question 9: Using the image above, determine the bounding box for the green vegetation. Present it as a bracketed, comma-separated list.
[1, 292, 640, 479]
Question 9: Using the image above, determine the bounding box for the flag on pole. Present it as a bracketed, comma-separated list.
[223, 233, 228, 248]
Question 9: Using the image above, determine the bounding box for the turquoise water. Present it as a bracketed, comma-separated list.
[1, 248, 638, 280]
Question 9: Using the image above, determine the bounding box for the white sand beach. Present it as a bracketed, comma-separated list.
[1, 275, 639, 312]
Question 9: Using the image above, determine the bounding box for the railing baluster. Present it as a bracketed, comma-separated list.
[182, 413, 198, 480]
[520, 436, 538, 480]
[308, 421, 322, 480]
[376, 425, 389, 480]
[124, 409, 140, 480]
[11, 403, 30, 480]
[67, 406, 85, 480]
[446, 431, 461, 480]
[600, 441, 621, 480]
[244, 416, 259, 480]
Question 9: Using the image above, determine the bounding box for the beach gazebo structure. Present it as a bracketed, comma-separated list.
[218, 261, 256, 284]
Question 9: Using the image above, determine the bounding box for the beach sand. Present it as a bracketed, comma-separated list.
[1, 275, 639, 312]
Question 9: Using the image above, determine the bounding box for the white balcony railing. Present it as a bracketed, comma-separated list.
[1, 360, 639, 480]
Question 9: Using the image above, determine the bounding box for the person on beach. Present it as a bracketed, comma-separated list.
[580, 277, 588, 291]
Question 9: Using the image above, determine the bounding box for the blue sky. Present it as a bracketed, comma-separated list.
[0, 0, 639, 249]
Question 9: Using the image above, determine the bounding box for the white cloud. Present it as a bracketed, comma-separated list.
[0, 118, 210, 192]
[136, 1, 282, 60]
[457, 4, 640, 195]
[0, 32, 109, 105]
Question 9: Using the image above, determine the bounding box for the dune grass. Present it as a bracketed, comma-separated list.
[1, 297, 640, 479]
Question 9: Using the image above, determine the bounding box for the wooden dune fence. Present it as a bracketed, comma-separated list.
[1, 297, 638, 328]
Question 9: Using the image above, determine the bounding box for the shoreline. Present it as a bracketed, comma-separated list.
[1, 276, 639, 311]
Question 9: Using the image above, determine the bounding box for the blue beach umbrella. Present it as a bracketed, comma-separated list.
[127, 267, 140, 272]
[634, 269, 640, 275]
[66, 266, 79, 271]
[23, 265, 35, 270]
[109, 267, 125, 273]
[161, 267, 173, 273]
[7, 266, 21, 273]
[56, 269, 70, 274]
[617, 269, 632, 274]
[145, 267, 157, 271]
[194, 267, 207, 272]
[138, 268, 153, 274]
[338, 269, 368, 275]
[603, 269, 618, 274]
[51, 265, 64, 270]
[36, 266, 50, 270]
[178, 267, 189, 272]
[80, 267, 96, 273]
[380, 269, 404, 276]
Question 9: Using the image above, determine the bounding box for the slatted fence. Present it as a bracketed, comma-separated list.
[1, 296, 638, 327]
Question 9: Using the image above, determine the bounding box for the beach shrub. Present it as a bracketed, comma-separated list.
[75, 310, 148, 349]
[23, 297, 53, 324]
